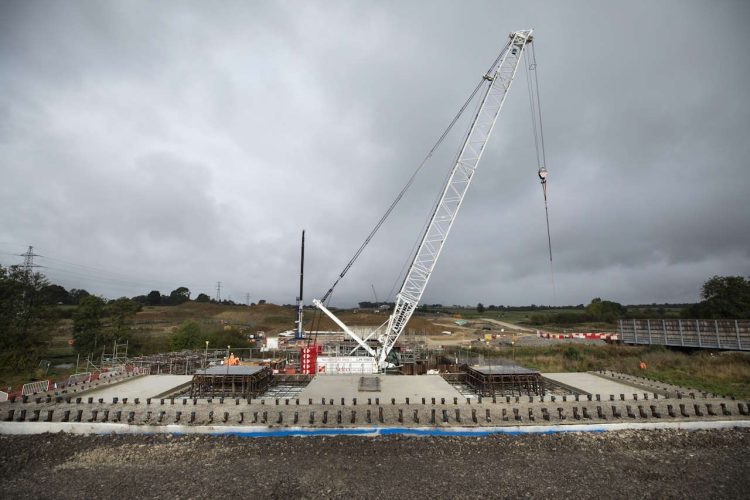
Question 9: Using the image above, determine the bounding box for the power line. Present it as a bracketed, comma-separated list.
[37, 255, 209, 290]
[41, 264, 213, 293]
[3, 246, 216, 298]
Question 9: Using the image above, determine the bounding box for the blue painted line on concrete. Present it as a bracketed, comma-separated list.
[215, 428, 376, 438]
[5, 420, 747, 437]
[376, 427, 606, 437]
[205, 426, 608, 438]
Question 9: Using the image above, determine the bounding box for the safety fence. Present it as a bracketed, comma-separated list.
[619, 319, 750, 351]
[21, 380, 50, 396]
[537, 332, 618, 341]
[4, 364, 150, 400]
[132, 366, 151, 375]
[67, 372, 92, 385]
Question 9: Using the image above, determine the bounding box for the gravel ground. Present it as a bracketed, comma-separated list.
[1, 429, 748, 499]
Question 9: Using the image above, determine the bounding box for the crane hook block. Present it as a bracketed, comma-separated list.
[538, 166, 548, 181]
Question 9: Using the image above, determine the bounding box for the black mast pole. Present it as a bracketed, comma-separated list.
[296, 230, 305, 339]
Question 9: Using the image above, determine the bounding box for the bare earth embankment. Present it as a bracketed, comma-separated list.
[1, 429, 748, 499]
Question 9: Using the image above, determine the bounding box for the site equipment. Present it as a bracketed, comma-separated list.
[314, 30, 538, 370]
[295, 230, 305, 339]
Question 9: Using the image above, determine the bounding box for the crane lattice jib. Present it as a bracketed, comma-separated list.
[377, 30, 533, 368]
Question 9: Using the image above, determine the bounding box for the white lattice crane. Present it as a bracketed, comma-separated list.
[314, 30, 536, 370]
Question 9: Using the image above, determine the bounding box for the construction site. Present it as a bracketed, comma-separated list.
[3, 338, 749, 433]
[3, 25, 749, 440]
[2, 16, 750, 499]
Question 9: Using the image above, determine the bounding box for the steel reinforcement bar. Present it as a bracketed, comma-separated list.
[2, 392, 747, 431]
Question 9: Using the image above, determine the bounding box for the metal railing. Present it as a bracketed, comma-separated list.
[619, 319, 750, 351]
[21, 380, 50, 396]
[67, 372, 92, 385]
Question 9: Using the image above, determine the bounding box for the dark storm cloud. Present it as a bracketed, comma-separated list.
[1, 0, 748, 307]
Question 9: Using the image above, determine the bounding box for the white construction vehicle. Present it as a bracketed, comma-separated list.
[314, 30, 539, 371]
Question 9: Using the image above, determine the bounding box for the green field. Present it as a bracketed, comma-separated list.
[431, 307, 581, 321]
[427, 306, 687, 332]
[463, 343, 750, 399]
[432, 307, 612, 332]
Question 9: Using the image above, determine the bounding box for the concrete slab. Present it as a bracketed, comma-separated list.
[84, 375, 193, 400]
[543, 372, 644, 396]
[299, 375, 464, 402]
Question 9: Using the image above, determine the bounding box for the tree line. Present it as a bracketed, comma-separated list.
[35, 281, 264, 308]
[1, 264, 748, 375]
[0, 265, 256, 375]
[0, 266, 58, 371]
[525, 276, 750, 326]
[525, 298, 628, 325]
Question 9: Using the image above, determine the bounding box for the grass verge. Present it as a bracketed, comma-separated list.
[472, 343, 750, 399]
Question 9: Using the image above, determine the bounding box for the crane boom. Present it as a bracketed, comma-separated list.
[377, 30, 533, 368]
[313, 30, 534, 371]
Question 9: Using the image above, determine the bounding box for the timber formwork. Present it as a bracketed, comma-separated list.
[190, 366, 272, 398]
[462, 365, 544, 396]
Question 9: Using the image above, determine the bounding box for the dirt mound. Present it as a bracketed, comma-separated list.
[1, 429, 747, 498]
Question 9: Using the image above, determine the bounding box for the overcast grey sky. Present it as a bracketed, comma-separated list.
[1, 1, 748, 307]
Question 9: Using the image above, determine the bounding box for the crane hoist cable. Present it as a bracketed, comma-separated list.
[317, 40, 515, 309]
[311, 30, 537, 369]
[312, 71, 492, 344]
[532, 41, 547, 168]
[312, 42, 513, 345]
[391, 38, 554, 309]
[524, 42, 556, 301]
[386, 83, 488, 303]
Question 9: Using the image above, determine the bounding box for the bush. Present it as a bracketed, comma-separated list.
[527, 312, 593, 325]
[563, 345, 581, 361]
[170, 320, 204, 350]
[206, 327, 251, 350]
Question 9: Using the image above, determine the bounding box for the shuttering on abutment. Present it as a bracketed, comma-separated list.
[190, 366, 272, 398]
[461, 365, 544, 396]
[619, 319, 750, 351]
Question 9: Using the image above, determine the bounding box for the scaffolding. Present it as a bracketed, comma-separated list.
[398, 343, 430, 375]
[101, 340, 129, 367]
[129, 350, 221, 375]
